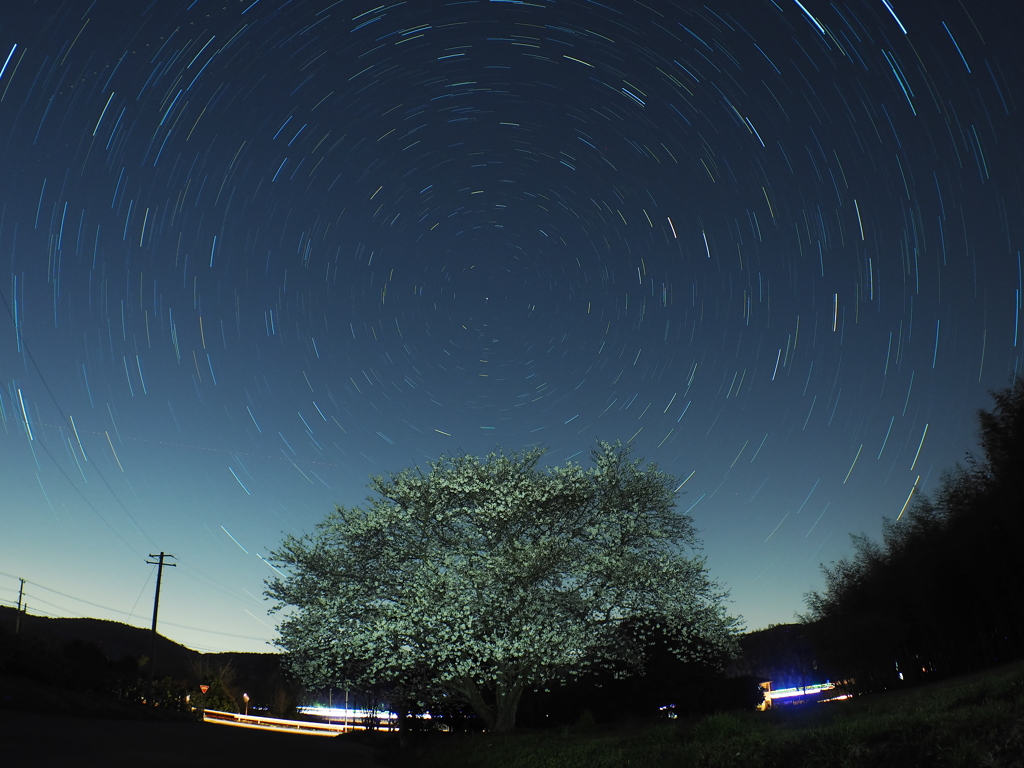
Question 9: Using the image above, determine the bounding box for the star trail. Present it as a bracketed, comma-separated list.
[0, 0, 1021, 652]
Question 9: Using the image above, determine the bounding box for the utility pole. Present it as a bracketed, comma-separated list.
[146, 552, 176, 703]
[14, 578, 25, 635]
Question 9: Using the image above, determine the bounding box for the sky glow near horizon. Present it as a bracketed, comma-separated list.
[0, 0, 1021, 654]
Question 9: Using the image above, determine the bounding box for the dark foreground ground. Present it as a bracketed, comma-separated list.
[6, 662, 1024, 768]
[0, 711, 388, 768]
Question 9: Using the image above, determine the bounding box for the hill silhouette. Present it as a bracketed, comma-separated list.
[0, 606, 199, 678]
[0, 606, 294, 718]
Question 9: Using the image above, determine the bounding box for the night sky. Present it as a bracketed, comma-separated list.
[0, 0, 1021, 654]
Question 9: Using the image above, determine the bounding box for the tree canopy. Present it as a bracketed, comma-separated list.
[265, 440, 739, 732]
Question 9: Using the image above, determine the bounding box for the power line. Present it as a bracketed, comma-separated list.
[0, 572, 272, 643]
[0, 280, 156, 556]
[13, 578, 140, 617]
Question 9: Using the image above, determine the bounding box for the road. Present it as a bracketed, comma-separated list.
[0, 711, 391, 768]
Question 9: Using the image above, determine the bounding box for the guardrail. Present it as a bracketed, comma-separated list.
[202, 709, 351, 736]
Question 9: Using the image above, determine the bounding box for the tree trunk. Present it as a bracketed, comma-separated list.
[458, 678, 497, 732]
[492, 680, 524, 734]
[396, 711, 410, 749]
[456, 677, 525, 733]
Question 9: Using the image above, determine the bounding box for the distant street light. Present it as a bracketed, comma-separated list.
[243, 693, 250, 716]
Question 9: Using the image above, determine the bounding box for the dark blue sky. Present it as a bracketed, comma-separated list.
[0, 0, 1021, 653]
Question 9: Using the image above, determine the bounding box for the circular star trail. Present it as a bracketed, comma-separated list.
[0, 0, 1021, 651]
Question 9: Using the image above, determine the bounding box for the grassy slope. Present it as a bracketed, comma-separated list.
[402, 662, 1024, 768]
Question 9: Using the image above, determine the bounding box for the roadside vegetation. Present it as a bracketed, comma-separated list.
[0, 610, 299, 718]
[400, 661, 1024, 768]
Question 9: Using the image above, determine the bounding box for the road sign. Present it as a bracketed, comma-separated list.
[200, 685, 209, 694]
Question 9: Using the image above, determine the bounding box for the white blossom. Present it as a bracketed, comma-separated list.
[265, 440, 739, 732]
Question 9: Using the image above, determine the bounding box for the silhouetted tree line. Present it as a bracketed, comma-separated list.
[0, 625, 170, 711]
[730, 623, 820, 690]
[0, 619, 302, 718]
[802, 377, 1024, 692]
[514, 618, 761, 728]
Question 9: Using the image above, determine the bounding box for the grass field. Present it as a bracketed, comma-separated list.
[401, 662, 1024, 768]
